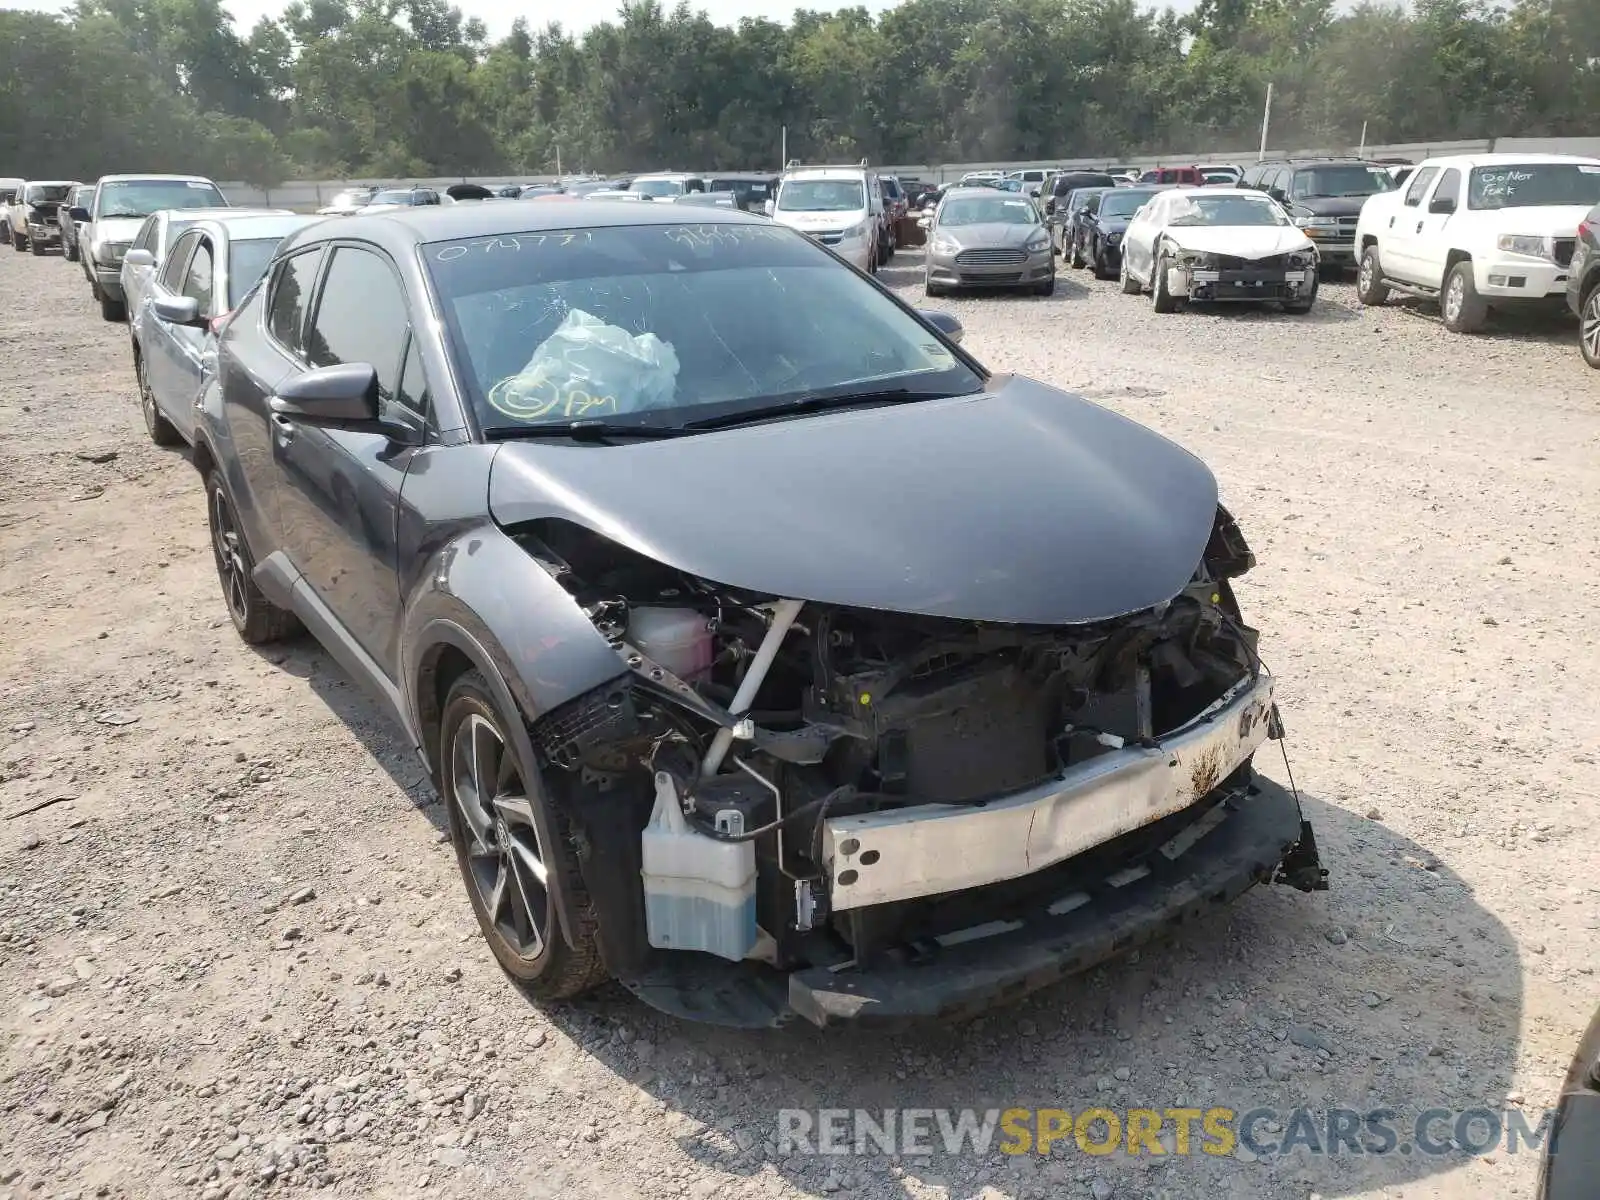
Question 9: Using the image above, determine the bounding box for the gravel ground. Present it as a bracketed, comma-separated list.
[1, 242, 1597, 1200]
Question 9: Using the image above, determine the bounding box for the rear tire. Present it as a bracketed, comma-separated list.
[99, 293, 125, 322]
[205, 469, 298, 644]
[1119, 254, 1142, 295]
[137, 349, 182, 447]
[439, 671, 610, 1000]
[1441, 260, 1487, 333]
[65, 240, 79, 263]
[11, 230, 25, 251]
[1356, 245, 1390, 306]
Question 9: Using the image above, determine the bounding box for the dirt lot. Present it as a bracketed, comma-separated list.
[1, 243, 1597, 1200]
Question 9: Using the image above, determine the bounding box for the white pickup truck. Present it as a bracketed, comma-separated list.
[1354, 152, 1600, 332]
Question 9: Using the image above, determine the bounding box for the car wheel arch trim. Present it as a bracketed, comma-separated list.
[410, 615, 590, 953]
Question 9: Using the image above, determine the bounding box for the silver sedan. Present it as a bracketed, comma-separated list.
[922, 188, 1055, 297]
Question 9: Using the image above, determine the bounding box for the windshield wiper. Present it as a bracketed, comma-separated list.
[685, 387, 967, 431]
[485, 419, 691, 443]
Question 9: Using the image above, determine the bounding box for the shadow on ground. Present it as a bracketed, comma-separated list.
[534, 791, 1523, 1200]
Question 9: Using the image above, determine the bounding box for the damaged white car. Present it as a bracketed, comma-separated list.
[1120, 188, 1320, 314]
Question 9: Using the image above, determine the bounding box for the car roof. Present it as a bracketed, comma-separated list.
[98, 173, 219, 184]
[784, 167, 868, 180]
[24, 180, 77, 187]
[184, 213, 319, 241]
[1416, 152, 1600, 169]
[278, 198, 769, 255]
[633, 172, 699, 181]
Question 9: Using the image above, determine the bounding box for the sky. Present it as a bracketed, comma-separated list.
[2, 0, 1199, 38]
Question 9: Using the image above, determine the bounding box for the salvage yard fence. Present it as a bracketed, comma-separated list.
[215, 136, 1600, 211]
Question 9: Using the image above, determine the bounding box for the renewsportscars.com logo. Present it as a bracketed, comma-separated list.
[776, 1106, 1559, 1159]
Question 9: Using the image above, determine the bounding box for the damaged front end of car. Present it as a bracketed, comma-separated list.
[508, 504, 1326, 1028]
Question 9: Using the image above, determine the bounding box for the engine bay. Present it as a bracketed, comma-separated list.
[512, 508, 1262, 980]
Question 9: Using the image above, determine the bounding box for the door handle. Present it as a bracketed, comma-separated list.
[1415, 222, 1422, 233]
[270, 413, 296, 444]
[1388, 216, 1394, 228]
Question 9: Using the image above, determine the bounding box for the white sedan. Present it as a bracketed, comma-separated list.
[1119, 188, 1320, 314]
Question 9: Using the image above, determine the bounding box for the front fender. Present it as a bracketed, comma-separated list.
[399, 523, 626, 775]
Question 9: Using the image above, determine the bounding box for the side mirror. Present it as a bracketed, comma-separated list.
[123, 249, 155, 269]
[917, 214, 931, 229]
[1267, 188, 1286, 202]
[152, 295, 203, 327]
[918, 309, 964, 344]
[1428, 195, 1455, 215]
[762, 199, 775, 216]
[69, 206, 90, 223]
[269, 363, 380, 424]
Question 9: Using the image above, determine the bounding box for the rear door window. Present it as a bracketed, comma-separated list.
[182, 238, 215, 317]
[1404, 167, 1439, 207]
[266, 247, 324, 359]
[160, 231, 198, 290]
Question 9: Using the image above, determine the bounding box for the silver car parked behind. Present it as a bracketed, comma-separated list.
[922, 186, 1055, 297]
[121, 206, 293, 331]
[131, 212, 320, 447]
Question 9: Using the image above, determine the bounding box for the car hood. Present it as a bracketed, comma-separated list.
[89, 217, 144, 244]
[1470, 204, 1595, 237]
[937, 223, 1042, 248]
[487, 376, 1220, 626]
[1289, 194, 1376, 218]
[1164, 225, 1315, 258]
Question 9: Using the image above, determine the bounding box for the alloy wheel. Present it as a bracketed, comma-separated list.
[1445, 274, 1464, 324]
[210, 485, 250, 626]
[1582, 289, 1600, 366]
[138, 355, 157, 435]
[1359, 255, 1373, 293]
[450, 713, 550, 961]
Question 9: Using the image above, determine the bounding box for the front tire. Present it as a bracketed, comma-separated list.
[440, 671, 609, 999]
[1068, 235, 1085, 269]
[205, 469, 298, 644]
[1034, 275, 1055, 296]
[1356, 245, 1390, 306]
[1441, 260, 1487, 333]
[1151, 251, 1179, 313]
[11, 229, 25, 251]
[30, 237, 45, 256]
[1282, 276, 1319, 315]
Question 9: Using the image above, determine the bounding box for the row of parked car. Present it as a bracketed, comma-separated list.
[911, 152, 1600, 365]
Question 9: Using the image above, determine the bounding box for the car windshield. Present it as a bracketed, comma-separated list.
[1468, 163, 1600, 209]
[632, 178, 686, 198]
[424, 222, 981, 435]
[25, 184, 72, 203]
[227, 237, 285, 307]
[97, 179, 225, 219]
[1291, 165, 1393, 199]
[328, 190, 372, 207]
[777, 180, 865, 212]
[1166, 195, 1289, 227]
[1100, 190, 1159, 218]
[940, 196, 1038, 226]
[371, 190, 415, 205]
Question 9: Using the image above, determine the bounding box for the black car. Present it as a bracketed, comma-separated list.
[1052, 186, 1109, 258]
[1241, 158, 1396, 272]
[1538, 1003, 1600, 1199]
[1043, 171, 1117, 221]
[1565, 203, 1599, 369]
[707, 173, 779, 213]
[1073, 186, 1166, 279]
[60, 183, 93, 263]
[191, 201, 1326, 1028]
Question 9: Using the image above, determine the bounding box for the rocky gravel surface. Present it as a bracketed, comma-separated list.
[2, 243, 1597, 1200]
